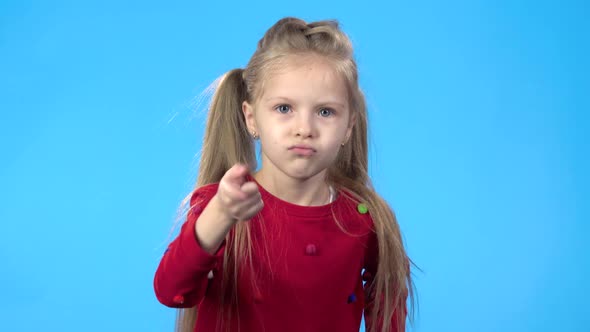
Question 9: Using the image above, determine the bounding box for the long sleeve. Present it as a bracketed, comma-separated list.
[153, 184, 225, 308]
[363, 231, 408, 332]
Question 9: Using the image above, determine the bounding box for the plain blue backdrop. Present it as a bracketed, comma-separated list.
[0, 1, 588, 331]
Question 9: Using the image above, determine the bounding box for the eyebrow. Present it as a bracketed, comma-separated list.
[264, 96, 346, 109]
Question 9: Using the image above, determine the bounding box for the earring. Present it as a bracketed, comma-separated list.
[341, 141, 345, 146]
[252, 130, 259, 140]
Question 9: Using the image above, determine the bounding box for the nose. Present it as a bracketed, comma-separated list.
[295, 112, 316, 138]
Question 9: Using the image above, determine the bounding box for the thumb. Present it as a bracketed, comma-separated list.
[226, 163, 250, 186]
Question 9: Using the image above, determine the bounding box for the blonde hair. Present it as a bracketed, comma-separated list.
[175, 17, 416, 332]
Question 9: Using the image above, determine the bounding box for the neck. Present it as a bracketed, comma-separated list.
[253, 168, 331, 206]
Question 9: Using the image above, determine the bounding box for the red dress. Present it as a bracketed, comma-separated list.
[154, 177, 404, 331]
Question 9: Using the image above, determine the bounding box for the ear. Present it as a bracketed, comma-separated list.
[242, 101, 257, 134]
[344, 112, 356, 143]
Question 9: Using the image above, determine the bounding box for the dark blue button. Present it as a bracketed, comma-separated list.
[347, 294, 357, 303]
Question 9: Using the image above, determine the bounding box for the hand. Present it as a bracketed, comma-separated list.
[215, 163, 263, 223]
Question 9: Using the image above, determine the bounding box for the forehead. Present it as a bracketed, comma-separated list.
[258, 55, 349, 104]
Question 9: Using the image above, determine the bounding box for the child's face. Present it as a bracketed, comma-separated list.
[242, 55, 354, 181]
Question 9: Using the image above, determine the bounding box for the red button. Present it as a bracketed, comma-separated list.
[305, 244, 317, 256]
[172, 295, 184, 304]
[253, 289, 263, 303]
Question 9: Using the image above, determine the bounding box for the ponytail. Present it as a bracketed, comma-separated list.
[198, 68, 256, 186]
[175, 68, 256, 332]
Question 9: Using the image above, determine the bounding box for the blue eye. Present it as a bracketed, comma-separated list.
[319, 108, 334, 117]
[276, 105, 291, 114]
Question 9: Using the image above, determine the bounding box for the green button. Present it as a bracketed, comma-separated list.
[357, 203, 368, 214]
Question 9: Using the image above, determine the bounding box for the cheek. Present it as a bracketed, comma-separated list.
[325, 124, 348, 143]
[258, 128, 283, 151]
[260, 120, 287, 138]
[259, 125, 276, 139]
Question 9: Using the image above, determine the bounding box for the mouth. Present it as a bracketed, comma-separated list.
[288, 145, 316, 156]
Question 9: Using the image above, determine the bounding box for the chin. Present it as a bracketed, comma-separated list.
[283, 164, 329, 181]
[262, 153, 331, 180]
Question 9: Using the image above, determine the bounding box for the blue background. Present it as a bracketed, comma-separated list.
[1, 1, 588, 331]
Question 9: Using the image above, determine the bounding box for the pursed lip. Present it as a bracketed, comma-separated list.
[288, 144, 316, 152]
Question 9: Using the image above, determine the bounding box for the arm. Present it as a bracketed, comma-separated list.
[154, 164, 263, 308]
[153, 185, 231, 308]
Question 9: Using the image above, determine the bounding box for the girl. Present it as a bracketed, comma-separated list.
[154, 17, 415, 332]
